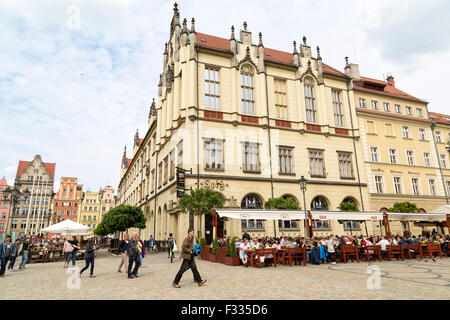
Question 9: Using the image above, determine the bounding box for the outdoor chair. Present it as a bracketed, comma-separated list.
[339, 245, 359, 263]
[406, 244, 423, 260]
[424, 243, 443, 259]
[253, 249, 277, 268]
[387, 245, 405, 261]
[290, 248, 306, 266]
[361, 245, 381, 262]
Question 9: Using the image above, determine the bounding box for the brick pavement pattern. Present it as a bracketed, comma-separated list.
[1, 250, 449, 300]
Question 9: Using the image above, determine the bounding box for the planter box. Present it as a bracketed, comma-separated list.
[215, 247, 227, 264]
[224, 256, 240, 266]
[200, 245, 212, 261]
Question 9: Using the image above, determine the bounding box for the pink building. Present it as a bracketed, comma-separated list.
[0, 177, 11, 235]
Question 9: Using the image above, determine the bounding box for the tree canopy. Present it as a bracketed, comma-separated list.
[264, 197, 299, 210]
[178, 188, 225, 216]
[337, 201, 358, 212]
[387, 202, 420, 213]
[94, 204, 147, 236]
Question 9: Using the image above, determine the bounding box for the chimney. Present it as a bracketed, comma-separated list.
[344, 57, 360, 80]
[386, 75, 395, 87]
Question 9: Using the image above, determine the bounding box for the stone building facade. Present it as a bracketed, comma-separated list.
[117, 4, 448, 244]
[0, 177, 10, 235]
[99, 185, 116, 217]
[50, 177, 81, 224]
[79, 191, 100, 231]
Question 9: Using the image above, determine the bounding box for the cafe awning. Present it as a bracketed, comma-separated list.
[386, 213, 447, 222]
[215, 209, 383, 221]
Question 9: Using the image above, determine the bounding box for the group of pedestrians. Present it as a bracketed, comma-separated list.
[0, 235, 31, 277]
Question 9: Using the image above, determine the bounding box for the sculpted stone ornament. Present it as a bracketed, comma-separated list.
[199, 179, 228, 192]
[299, 60, 319, 83]
[165, 62, 174, 89]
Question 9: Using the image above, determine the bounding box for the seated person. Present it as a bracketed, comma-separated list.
[249, 237, 260, 250]
[239, 239, 252, 267]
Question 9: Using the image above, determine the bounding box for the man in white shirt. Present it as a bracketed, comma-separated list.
[325, 236, 336, 265]
[279, 237, 286, 247]
[377, 237, 390, 258]
[250, 237, 260, 249]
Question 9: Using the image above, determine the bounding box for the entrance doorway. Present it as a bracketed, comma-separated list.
[205, 214, 224, 243]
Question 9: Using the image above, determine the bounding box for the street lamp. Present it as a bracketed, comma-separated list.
[1, 183, 31, 237]
[299, 176, 309, 240]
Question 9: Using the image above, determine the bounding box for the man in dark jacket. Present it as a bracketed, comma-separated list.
[172, 228, 206, 288]
[0, 235, 15, 277]
[127, 233, 140, 279]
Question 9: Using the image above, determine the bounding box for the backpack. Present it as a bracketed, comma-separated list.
[168, 237, 175, 249]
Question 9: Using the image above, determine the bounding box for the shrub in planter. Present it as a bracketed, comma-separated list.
[211, 236, 219, 255]
[223, 236, 240, 266]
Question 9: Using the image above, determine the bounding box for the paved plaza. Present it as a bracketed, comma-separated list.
[1, 250, 449, 300]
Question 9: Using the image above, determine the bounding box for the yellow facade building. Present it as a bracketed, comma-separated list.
[79, 191, 100, 232]
[117, 4, 449, 244]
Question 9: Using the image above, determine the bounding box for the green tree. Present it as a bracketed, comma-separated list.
[264, 197, 299, 210]
[178, 188, 225, 217]
[93, 205, 147, 236]
[337, 201, 358, 212]
[388, 202, 420, 213]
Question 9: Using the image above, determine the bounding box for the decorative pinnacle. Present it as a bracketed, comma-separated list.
[308, 60, 311, 68]
[181, 18, 188, 33]
[243, 21, 247, 31]
[258, 32, 263, 47]
[191, 18, 195, 33]
[230, 25, 235, 40]
[164, 42, 168, 55]
[303, 36, 307, 45]
[158, 74, 162, 86]
[246, 46, 251, 56]
[317, 46, 322, 60]
[345, 56, 350, 68]
[173, 2, 178, 13]
[293, 41, 298, 54]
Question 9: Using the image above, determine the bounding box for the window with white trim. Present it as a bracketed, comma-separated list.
[393, 177, 402, 194]
[383, 102, 390, 112]
[338, 152, 353, 178]
[395, 104, 401, 113]
[435, 131, 443, 143]
[242, 142, 260, 173]
[332, 90, 344, 127]
[274, 79, 288, 119]
[411, 178, 420, 195]
[204, 67, 220, 110]
[278, 147, 294, 175]
[423, 153, 431, 167]
[402, 126, 411, 138]
[429, 179, 436, 196]
[371, 100, 378, 110]
[407, 151, 415, 166]
[309, 149, 325, 177]
[440, 154, 448, 168]
[240, 65, 255, 114]
[359, 98, 366, 108]
[304, 78, 317, 123]
[204, 139, 224, 170]
[370, 147, 379, 163]
[419, 128, 426, 141]
[375, 176, 384, 193]
[389, 149, 398, 164]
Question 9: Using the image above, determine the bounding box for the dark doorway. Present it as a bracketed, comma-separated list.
[205, 214, 224, 244]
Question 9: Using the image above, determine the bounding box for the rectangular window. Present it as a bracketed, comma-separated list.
[151, 169, 155, 192]
[163, 156, 168, 184]
[424, 153, 431, 167]
[417, 108, 423, 117]
[407, 151, 415, 166]
[278, 220, 299, 230]
[177, 140, 183, 168]
[393, 177, 402, 194]
[385, 123, 394, 136]
[274, 79, 288, 119]
[402, 126, 410, 138]
[435, 131, 443, 143]
[440, 154, 448, 168]
[304, 79, 316, 122]
[204, 67, 220, 110]
[170, 149, 175, 180]
[242, 142, 260, 173]
[419, 128, 426, 141]
[371, 100, 378, 110]
[406, 106, 412, 115]
[389, 149, 398, 164]
[205, 139, 224, 170]
[309, 149, 325, 177]
[370, 147, 379, 163]
[279, 147, 294, 175]
[312, 220, 331, 230]
[359, 98, 366, 108]
[375, 176, 384, 193]
[395, 104, 401, 113]
[83, 216, 86, 221]
[411, 178, 420, 195]
[332, 90, 344, 127]
[241, 67, 255, 114]
[367, 121, 376, 134]
[158, 162, 162, 187]
[429, 179, 436, 196]
[383, 102, 390, 112]
[338, 152, 353, 178]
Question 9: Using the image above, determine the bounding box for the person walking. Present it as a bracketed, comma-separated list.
[63, 238, 74, 268]
[148, 235, 155, 253]
[167, 233, 176, 262]
[0, 235, 16, 277]
[18, 237, 30, 270]
[117, 234, 129, 273]
[79, 237, 97, 278]
[127, 233, 140, 279]
[68, 236, 80, 266]
[8, 239, 21, 271]
[172, 228, 206, 288]
[135, 234, 145, 277]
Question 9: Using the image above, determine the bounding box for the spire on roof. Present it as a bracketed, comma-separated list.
[345, 56, 350, 69]
[158, 74, 162, 86]
[243, 21, 248, 31]
[293, 41, 298, 54]
[317, 46, 322, 61]
[164, 42, 168, 55]
[173, 2, 179, 14]
[191, 18, 195, 33]
[149, 98, 156, 118]
[181, 18, 188, 34]
[122, 146, 127, 166]
[303, 36, 307, 45]
[258, 32, 263, 47]
[230, 25, 235, 40]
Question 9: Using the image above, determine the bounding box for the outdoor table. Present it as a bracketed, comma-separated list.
[276, 248, 291, 266]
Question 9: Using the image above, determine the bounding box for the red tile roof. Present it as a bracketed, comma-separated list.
[263, 47, 294, 65]
[429, 112, 450, 125]
[196, 33, 231, 52]
[16, 161, 56, 180]
[353, 77, 425, 103]
[127, 158, 132, 167]
[138, 138, 144, 147]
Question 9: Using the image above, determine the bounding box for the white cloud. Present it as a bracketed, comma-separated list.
[0, 0, 448, 191]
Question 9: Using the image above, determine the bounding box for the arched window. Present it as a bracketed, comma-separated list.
[240, 65, 255, 115]
[304, 77, 316, 123]
[311, 196, 330, 230]
[241, 194, 263, 230]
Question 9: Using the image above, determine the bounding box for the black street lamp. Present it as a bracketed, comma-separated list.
[1, 182, 31, 237]
[299, 176, 309, 240]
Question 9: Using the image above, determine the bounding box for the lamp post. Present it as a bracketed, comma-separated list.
[45, 208, 52, 242]
[299, 176, 309, 240]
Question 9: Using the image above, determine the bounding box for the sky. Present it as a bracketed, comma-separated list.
[1, 0, 449, 192]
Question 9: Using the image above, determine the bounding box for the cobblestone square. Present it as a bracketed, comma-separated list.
[1, 250, 449, 300]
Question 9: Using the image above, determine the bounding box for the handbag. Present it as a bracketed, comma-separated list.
[173, 243, 178, 252]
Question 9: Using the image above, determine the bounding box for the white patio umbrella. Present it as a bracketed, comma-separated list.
[42, 219, 91, 236]
[433, 205, 450, 214]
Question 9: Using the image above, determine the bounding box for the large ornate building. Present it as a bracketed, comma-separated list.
[9, 155, 55, 238]
[50, 177, 82, 224]
[99, 185, 116, 217]
[79, 191, 100, 231]
[117, 4, 449, 244]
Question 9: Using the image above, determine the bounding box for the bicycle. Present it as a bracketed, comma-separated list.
[169, 247, 174, 263]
